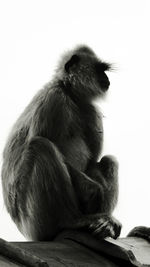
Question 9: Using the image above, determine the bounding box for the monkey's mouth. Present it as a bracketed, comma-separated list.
[101, 80, 110, 92]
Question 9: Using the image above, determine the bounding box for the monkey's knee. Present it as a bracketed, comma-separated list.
[99, 155, 119, 180]
[86, 156, 118, 213]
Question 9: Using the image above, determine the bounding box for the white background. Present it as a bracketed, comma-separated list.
[0, 0, 150, 241]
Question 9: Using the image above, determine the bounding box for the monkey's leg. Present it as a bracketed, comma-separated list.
[66, 155, 121, 239]
[16, 140, 121, 241]
[15, 136, 81, 241]
[85, 155, 119, 213]
[67, 163, 105, 214]
[65, 161, 121, 239]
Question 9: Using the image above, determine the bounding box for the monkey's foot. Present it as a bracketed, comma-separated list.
[99, 155, 118, 179]
[88, 214, 122, 239]
[127, 226, 150, 242]
[65, 214, 121, 239]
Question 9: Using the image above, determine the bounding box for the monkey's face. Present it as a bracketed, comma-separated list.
[63, 46, 111, 101]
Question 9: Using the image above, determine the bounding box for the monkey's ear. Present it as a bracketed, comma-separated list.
[65, 55, 80, 72]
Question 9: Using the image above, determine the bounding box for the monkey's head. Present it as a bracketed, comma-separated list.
[57, 45, 111, 102]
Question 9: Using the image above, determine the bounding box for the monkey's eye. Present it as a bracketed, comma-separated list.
[65, 54, 80, 72]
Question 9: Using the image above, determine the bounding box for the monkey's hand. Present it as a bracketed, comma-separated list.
[88, 214, 121, 239]
[127, 226, 150, 242]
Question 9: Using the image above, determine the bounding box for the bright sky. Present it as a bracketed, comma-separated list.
[0, 0, 150, 241]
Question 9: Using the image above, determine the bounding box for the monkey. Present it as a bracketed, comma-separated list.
[1, 45, 122, 241]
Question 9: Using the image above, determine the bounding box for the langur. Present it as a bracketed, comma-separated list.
[1, 45, 121, 241]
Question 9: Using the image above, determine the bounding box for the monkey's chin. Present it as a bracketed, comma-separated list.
[97, 87, 109, 100]
[101, 85, 110, 92]
[92, 90, 108, 103]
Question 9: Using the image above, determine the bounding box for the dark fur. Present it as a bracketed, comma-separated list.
[128, 226, 150, 242]
[1, 45, 121, 241]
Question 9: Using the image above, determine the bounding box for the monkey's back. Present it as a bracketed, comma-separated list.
[1, 81, 103, 217]
[2, 81, 103, 172]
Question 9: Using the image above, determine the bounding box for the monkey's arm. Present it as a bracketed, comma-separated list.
[67, 163, 104, 214]
[28, 89, 75, 142]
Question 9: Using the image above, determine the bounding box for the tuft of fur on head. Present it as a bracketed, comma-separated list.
[72, 45, 96, 57]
